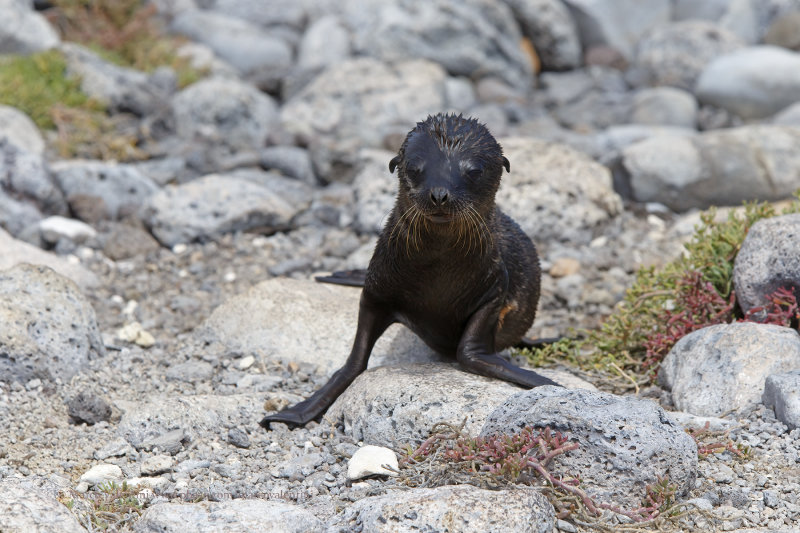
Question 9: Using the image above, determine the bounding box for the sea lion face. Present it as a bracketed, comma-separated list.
[389, 114, 509, 224]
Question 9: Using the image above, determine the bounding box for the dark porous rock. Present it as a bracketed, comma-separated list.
[260, 146, 317, 185]
[67, 390, 112, 425]
[763, 370, 800, 429]
[332, 485, 554, 533]
[51, 160, 159, 221]
[142, 174, 305, 247]
[0, 264, 105, 383]
[60, 43, 170, 116]
[733, 214, 800, 313]
[633, 20, 743, 90]
[170, 9, 292, 77]
[563, 0, 671, 59]
[327, 363, 521, 447]
[134, 500, 322, 533]
[280, 58, 447, 182]
[497, 137, 622, 245]
[341, 0, 532, 91]
[0, 0, 59, 54]
[622, 126, 800, 212]
[659, 323, 800, 416]
[696, 46, 800, 120]
[0, 477, 84, 533]
[0, 227, 99, 288]
[199, 278, 439, 376]
[481, 387, 698, 508]
[102, 222, 162, 260]
[171, 77, 278, 157]
[503, 0, 581, 71]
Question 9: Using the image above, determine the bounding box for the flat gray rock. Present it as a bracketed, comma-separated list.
[481, 387, 698, 508]
[659, 323, 800, 416]
[296, 15, 350, 71]
[622, 126, 800, 211]
[630, 87, 698, 128]
[563, 0, 671, 59]
[199, 278, 440, 376]
[633, 20, 743, 90]
[331, 485, 554, 533]
[505, 0, 580, 70]
[763, 370, 800, 429]
[142, 174, 304, 246]
[0, 227, 98, 288]
[280, 58, 447, 182]
[0, 263, 105, 383]
[497, 137, 623, 244]
[134, 499, 322, 533]
[0, 0, 59, 54]
[696, 45, 800, 119]
[116, 394, 263, 451]
[733, 214, 800, 313]
[327, 363, 523, 447]
[260, 146, 317, 185]
[0, 477, 84, 533]
[0, 139, 67, 221]
[51, 159, 159, 221]
[0, 104, 45, 154]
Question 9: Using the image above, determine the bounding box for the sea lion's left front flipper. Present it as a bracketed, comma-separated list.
[457, 288, 561, 389]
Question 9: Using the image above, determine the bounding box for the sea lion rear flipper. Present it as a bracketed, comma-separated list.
[515, 336, 562, 349]
[314, 269, 368, 288]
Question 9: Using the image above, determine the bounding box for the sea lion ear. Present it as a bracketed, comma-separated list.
[502, 157, 510, 173]
[389, 155, 401, 173]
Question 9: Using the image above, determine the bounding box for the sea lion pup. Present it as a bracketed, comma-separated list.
[261, 113, 560, 429]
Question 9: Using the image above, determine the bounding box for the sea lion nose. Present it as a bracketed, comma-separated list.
[430, 187, 449, 206]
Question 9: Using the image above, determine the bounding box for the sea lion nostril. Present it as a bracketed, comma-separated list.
[430, 187, 449, 205]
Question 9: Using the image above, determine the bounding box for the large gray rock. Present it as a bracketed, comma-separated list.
[0, 0, 59, 54]
[593, 124, 696, 166]
[0, 139, 67, 221]
[621, 126, 800, 211]
[340, 0, 532, 91]
[0, 105, 45, 154]
[659, 323, 800, 416]
[503, 0, 581, 70]
[0, 227, 99, 288]
[629, 87, 698, 128]
[0, 476, 85, 533]
[673, 0, 759, 43]
[733, 214, 800, 313]
[296, 15, 350, 71]
[328, 363, 591, 447]
[51, 160, 159, 221]
[351, 149, 398, 234]
[772, 102, 800, 126]
[172, 77, 278, 155]
[134, 500, 322, 533]
[199, 278, 440, 376]
[497, 137, 622, 244]
[260, 146, 317, 185]
[0, 264, 105, 383]
[481, 387, 698, 508]
[332, 485, 554, 533]
[0, 193, 42, 237]
[695, 46, 800, 120]
[763, 370, 800, 430]
[563, 0, 671, 59]
[280, 58, 447, 182]
[60, 43, 169, 116]
[633, 21, 744, 90]
[116, 394, 263, 450]
[207, 0, 306, 29]
[141, 174, 306, 246]
[171, 10, 292, 76]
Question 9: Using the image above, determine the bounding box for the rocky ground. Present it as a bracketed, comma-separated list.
[3, 0, 800, 532]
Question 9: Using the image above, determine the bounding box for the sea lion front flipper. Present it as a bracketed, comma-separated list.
[260, 295, 394, 429]
[457, 295, 561, 389]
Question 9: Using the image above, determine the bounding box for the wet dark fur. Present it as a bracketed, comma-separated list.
[261, 113, 559, 429]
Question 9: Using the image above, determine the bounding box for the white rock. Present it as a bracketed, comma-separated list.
[141, 454, 174, 476]
[237, 355, 255, 370]
[117, 322, 156, 348]
[347, 445, 399, 480]
[79, 464, 123, 486]
[39, 216, 97, 244]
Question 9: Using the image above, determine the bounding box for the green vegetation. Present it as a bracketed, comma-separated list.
[59, 481, 145, 531]
[523, 197, 800, 390]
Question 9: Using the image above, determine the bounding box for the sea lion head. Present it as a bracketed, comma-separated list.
[389, 113, 509, 224]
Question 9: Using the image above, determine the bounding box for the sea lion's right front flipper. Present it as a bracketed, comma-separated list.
[260, 296, 394, 429]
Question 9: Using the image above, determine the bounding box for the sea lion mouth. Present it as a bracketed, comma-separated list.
[424, 212, 453, 224]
